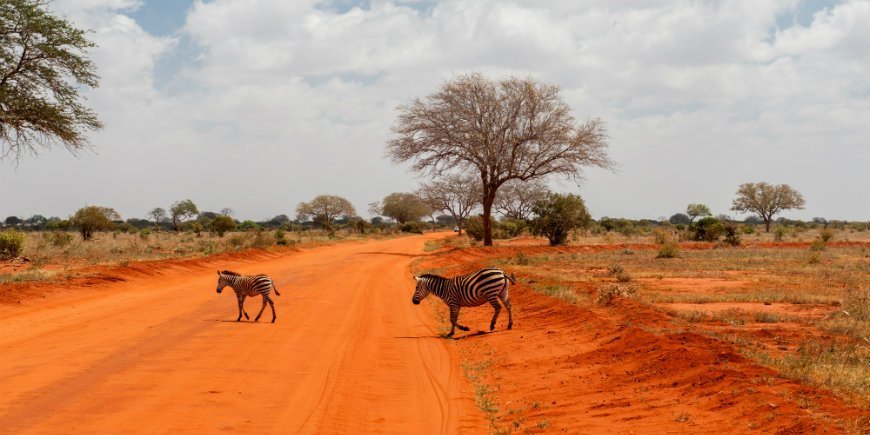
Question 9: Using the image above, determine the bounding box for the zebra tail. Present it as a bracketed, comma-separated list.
[506, 273, 516, 285]
[273, 284, 281, 296]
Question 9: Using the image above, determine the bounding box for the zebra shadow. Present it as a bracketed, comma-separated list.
[394, 331, 491, 340]
[211, 320, 272, 324]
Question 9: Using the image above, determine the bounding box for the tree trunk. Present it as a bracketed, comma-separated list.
[482, 187, 497, 247]
[764, 218, 771, 233]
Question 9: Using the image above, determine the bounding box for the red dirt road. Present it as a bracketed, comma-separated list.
[0, 234, 482, 434]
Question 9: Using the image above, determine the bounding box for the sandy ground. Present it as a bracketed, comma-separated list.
[0, 234, 482, 434]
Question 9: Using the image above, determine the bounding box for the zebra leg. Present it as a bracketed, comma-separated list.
[500, 294, 513, 330]
[236, 294, 246, 321]
[267, 296, 276, 323]
[489, 299, 502, 331]
[254, 295, 268, 321]
[241, 295, 250, 320]
[446, 305, 461, 338]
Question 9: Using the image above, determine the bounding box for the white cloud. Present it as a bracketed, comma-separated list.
[2, 0, 867, 222]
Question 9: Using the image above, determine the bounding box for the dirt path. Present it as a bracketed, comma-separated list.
[0, 234, 482, 434]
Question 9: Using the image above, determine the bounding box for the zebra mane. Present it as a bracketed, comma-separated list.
[420, 273, 445, 280]
[220, 270, 241, 276]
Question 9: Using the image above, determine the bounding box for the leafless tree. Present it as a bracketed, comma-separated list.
[418, 173, 481, 235]
[219, 208, 234, 217]
[494, 179, 549, 221]
[296, 195, 356, 232]
[731, 182, 805, 232]
[388, 73, 612, 245]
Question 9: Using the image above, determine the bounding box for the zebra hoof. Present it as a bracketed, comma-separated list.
[458, 326, 470, 331]
[507, 324, 513, 330]
[271, 318, 276, 323]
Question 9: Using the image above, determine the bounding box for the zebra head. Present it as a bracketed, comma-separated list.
[216, 270, 237, 293]
[412, 276, 430, 305]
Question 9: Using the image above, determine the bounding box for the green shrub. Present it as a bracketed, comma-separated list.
[465, 216, 486, 241]
[399, 221, 428, 234]
[531, 193, 591, 246]
[692, 217, 724, 242]
[499, 219, 527, 238]
[656, 241, 679, 259]
[807, 252, 821, 264]
[722, 221, 741, 246]
[275, 229, 288, 245]
[809, 239, 826, 252]
[0, 230, 25, 260]
[211, 215, 236, 237]
[238, 220, 260, 231]
[139, 228, 151, 240]
[741, 225, 756, 235]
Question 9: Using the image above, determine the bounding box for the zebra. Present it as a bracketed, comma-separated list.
[216, 270, 281, 323]
[412, 267, 515, 338]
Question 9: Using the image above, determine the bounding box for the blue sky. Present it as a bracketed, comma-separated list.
[1, 0, 867, 222]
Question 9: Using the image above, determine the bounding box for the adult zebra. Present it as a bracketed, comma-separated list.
[216, 270, 281, 323]
[412, 267, 514, 337]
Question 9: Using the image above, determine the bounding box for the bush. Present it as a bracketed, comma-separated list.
[742, 225, 756, 235]
[0, 230, 25, 259]
[531, 193, 592, 246]
[399, 221, 428, 234]
[499, 219, 527, 238]
[238, 220, 260, 232]
[191, 222, 204, 237]
[251, 231, 272, 249]
[810, 239, 826, 252]
[139, 228, 151, 240]
[47, 231, 73, 247]
[275, 229, 288, 245]
[211, 215, 236, 237]
[656, 241, 679, 259]
[721, 221, 741, 246]
[819, 228, 835, 242]
[774, 226, 787, 242]
[465, 216, 486, 241]
[595, 284, 636, 306]
[607, 264, 625, 276]
[652, 228, 671, 244]
[692, 217, 724, 242]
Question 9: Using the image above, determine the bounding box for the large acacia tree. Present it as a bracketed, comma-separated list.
[418, 173, 481, 235]
[388, 73, 612, 246]
[731, 182, 805, 232]
[380, 192, 430, 224]
[1, 0, 102, 160]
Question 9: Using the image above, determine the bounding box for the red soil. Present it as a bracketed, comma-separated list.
[421, 247, 869, 434]
[0, 234, 482, 434]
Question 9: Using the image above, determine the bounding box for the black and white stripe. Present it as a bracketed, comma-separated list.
[412, 267, 515, 337]
[216, 270, 281, 323]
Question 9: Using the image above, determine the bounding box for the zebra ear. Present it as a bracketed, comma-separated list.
[413, 275, 419, 281]
[217, 270, 220, 275]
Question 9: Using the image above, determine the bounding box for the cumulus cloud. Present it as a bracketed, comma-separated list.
[2, 0, 867, 221]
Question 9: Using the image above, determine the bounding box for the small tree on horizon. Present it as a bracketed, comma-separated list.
[388, 73, 612, 246]
[731, 182, 805, 232]
[686, 203, 712, 224]
[296, 195, 356, 233]
[148, 208, 167, 231]
[70, 206, 119, 241]
[170, 200, 198, 232]
[380, 192, 430, 224]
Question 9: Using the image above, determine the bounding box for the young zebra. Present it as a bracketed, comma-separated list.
[412, 267, 515, 337]
[216, 270, 281, 323]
